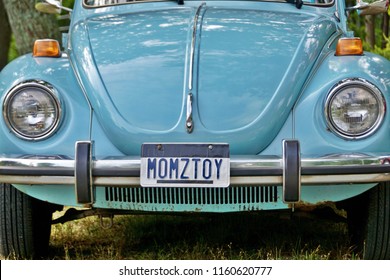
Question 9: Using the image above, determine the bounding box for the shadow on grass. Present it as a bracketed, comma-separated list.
[48, 209, 358, 260]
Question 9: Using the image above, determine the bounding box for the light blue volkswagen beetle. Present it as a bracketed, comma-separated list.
[0, 0, 389, 259]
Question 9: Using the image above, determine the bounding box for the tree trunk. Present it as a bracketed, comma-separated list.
[2, 0, 60, 56]
[365, 15, 376, 49]
[0, 0, 11, 70]
[382, 13, 389, 49]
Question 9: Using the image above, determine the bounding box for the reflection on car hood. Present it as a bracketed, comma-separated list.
[71, 5, 336, 155]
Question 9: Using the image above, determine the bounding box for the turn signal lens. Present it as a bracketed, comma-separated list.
[335, 38, 363, 56]
[33, 39, 61, 57]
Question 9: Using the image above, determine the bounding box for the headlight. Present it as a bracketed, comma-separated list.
[325, 78, 386, 139]
[3, 81, 62, 140]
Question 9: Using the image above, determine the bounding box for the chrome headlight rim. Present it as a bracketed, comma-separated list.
[325, 78, 386, 140]
[2, 80, 62, 141]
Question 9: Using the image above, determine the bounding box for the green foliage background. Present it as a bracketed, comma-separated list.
[373, 37, 390, 59]
[348, 15, 390, 59]
[7, 37, 18, 62]
[346, 0, 390, 59]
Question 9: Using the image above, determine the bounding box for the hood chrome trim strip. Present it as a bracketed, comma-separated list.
[186, 2, 207, 133]
[188, 2, 206, 91]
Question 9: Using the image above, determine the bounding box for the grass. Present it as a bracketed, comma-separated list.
[47, 208, 359, 260]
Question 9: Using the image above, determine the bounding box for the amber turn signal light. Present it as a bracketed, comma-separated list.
[33, 39, 61, 57]
[335, 38, 363, 56]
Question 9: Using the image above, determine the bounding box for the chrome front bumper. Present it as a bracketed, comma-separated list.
[1, 141, 390, 204]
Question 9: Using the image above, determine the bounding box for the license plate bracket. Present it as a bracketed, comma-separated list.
[140, 143, 230, 187]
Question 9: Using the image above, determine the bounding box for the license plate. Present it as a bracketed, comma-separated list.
[140, 143, 230, 187]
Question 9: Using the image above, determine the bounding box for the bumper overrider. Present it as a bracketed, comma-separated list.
[0, 140, 390, 205]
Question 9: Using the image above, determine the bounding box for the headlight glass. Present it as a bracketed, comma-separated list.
[3, 81, 61, 140]
[325, 78, 386, 139]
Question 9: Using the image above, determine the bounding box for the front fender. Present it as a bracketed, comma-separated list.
[294, 51, 390, 156]
[0, 54, 91, 157]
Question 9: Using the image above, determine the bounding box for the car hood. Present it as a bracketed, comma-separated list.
[70, 5, 336, 155]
